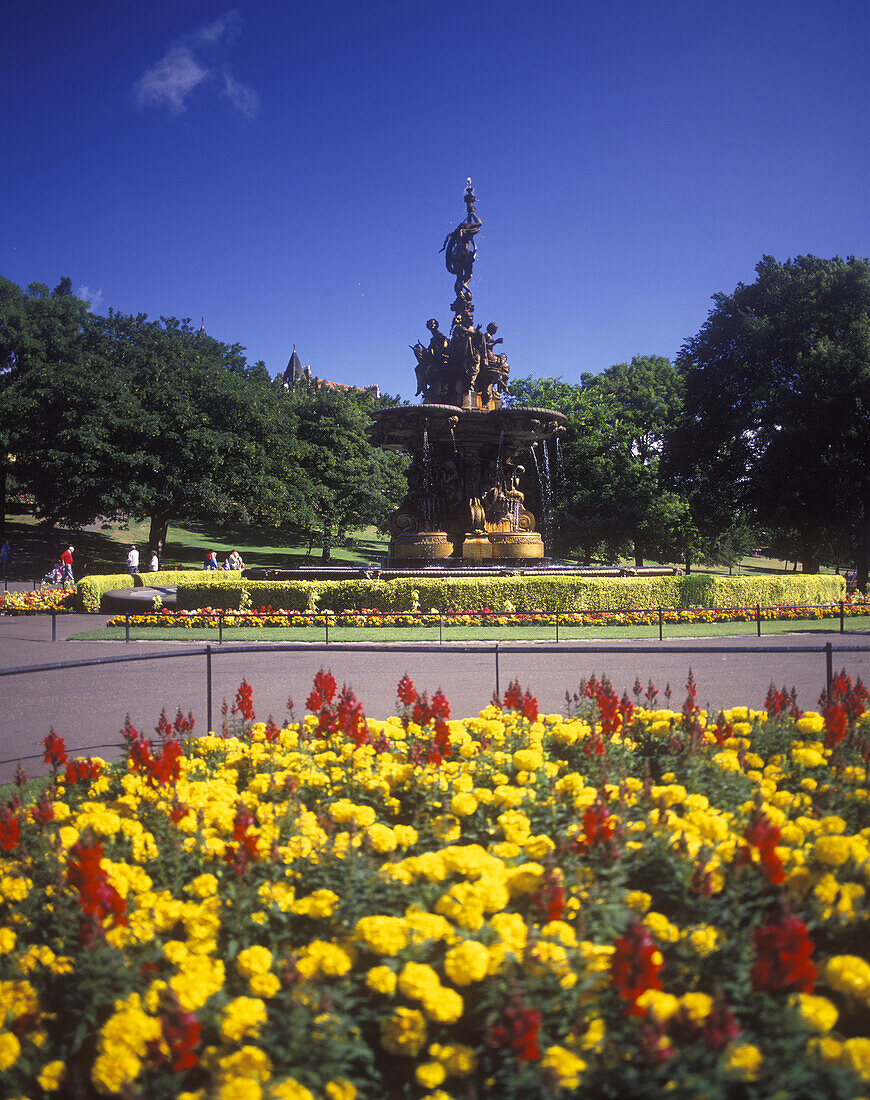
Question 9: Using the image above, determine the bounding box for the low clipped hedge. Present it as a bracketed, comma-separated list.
[74, 574, 134, 613]
[171, 571, 845, 613]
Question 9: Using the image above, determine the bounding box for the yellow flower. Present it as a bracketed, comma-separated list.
[398, 962, 441, 1001]
[37, 1060, 66, 1091]
[380, 1007, 427, 1056]
[450, 792, 478, 817]
[840, 1037, 870, 1081]
[220, 997, 268, 1043]
[444, 941, 489, 985]
[269, 1080, 315, 1100]
[541, 1045, 586, 1089]
[366, 965, 397, 995]
[415, 1061, 446, 1088]
[679, 992, 713, 1022]
[354, 915, 408, 955]
[812, 835, 852, 867]
[0, 1030, 21, 1071]
[236, 945, 274, 979]
[324, 1080, 357, 1100]
[824, 956, 870, 1002]
[421, 986, 464, 1024]
[723, 1043, 762, 1081]
[793, 993, 838, 1032]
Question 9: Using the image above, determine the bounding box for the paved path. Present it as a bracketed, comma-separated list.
[3, 604, 870, 783]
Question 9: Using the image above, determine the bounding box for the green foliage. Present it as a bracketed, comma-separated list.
[74, 574, 134, 613]
[170, 572, 843, 613]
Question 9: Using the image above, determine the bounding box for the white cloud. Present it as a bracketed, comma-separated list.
[223, 74, 259, 119]
[134, 9, 257, 118]
[135, 46, 209, 114]
[77, 285, 104, 312]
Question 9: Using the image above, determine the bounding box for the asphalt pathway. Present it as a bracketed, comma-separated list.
[3, 605, 870, 784]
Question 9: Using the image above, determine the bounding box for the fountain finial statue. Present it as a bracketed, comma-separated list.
[441, 180, 481, 314]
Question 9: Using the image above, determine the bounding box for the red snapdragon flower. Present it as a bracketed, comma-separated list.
[487, 998, 542, 1062]
[0, 807, 21, 852]
[751, 912, 816, 993]
[306, 668, 337, 712]
[42, 729, 68, 770]
[610, 921, 664, 1014]
[740, 808, 786, 885]
[64, 757, 102, 786]
[67, 837, 128, 939]
[232, 678, 256, 722]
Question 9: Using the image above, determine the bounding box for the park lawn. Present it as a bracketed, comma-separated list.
[71, 614, 870, 644]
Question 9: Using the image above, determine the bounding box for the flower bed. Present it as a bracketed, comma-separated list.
[104, 598, 870, 631]
[0, 586, 75, 615]
[1, 672, 869, 1097]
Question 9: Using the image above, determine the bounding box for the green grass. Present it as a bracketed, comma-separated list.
[70, 614, 870, 644]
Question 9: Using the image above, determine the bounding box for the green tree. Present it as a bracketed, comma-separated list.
[513, 357, 687, 565]
[672, 255, 870, 582]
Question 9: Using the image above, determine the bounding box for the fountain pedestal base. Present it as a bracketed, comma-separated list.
[390, 532, 453, 560]
[489, 532, 545, 559]
[461, 535, 493, 561]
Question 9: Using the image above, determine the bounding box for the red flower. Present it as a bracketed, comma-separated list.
[752, 913, 816, 993]
[42, 729, 68, 770]
[232, 678, 256, 722]
[397, 674, 417, 706]
[580, 798, 615, 850]
[502, 679, 538, 721]
[64, 757, 102, 786]
[741, 809, 786, 885]
[67, 837, 128, 938]
[264, 717, 281, 743]
[306, 668, 337, 712]
[487, 999, 542, 1062]
[0, 807, 21, 852]
[611, 921, 663, 1014]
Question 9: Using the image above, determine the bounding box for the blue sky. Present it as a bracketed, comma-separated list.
[4, 0, 870, 399]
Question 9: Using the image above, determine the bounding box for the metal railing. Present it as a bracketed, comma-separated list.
[4, 638, 870, 771]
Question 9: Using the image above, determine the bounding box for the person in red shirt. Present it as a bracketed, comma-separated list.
[60, 545, 74, 584]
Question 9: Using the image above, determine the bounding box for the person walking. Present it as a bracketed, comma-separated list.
[204, 551, 218, 570]
[126, 545, 140, 574]
[0, 539, 10, 580]
[148, 548, 159, 572]
[60, 545, 74, 584]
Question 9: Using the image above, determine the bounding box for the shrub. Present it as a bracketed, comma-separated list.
[74, 574, 134, 613]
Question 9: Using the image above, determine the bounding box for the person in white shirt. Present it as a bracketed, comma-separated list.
[225, 550, 245, 570]
[127, 545, 139, 574]
[149, 549, 159, 571]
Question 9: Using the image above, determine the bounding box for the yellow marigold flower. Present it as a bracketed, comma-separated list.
[449, 792, 478, 817]
[297, 941, 353, 980]
[712, 751, 741, 773]
[236, 945, 273, 979]
[416, 1061, 446, 1088]
[250, 973, 280, 998]
[189, 873, 219, 897]
[366, 823, 398, 853]
[512, 748, 543, 772]
[444, 940, 489, 985]
[270, 1080, 315, 1100]
[636, 989, 679, 1021]
[579, 1018, 606, 1052]
[380, 1006, 427, 1056]
[723, 1042, 762, 1081]
[37, 1059, 65, 1091]
[394, 824, 419, 847]
[812, 835, 852, 867]
[792, 747, 825, 768]
[797, 713, 825, 735]
[366, 965, 397, 995]
[793, 993, 839, 1033]
[430, 1041, 476, 1075]
[818, 815, 847, 834]
[431, 814, 461, 842]
[324, 1080, 357, 1100]
[421, 985, 464, 1024]
[840, 1037, 870, 1082]
[220, 996, 268, 1043]
[686, 925, 721, 957]
[354, 915, 408, 956]
[0, 875, 31, 902]
[170, 955, 225, 1012]
[625, 890, 652, 914]
[645, 912, 680, 943]
[0, 1030, 21, 1071]
[217, 1044, 272, 1082]
[0, 928, 15, 954]
[824, 956, 870, 1002]
[524, 834, 555, 859]
[291, 889, 339, 919]
[680, 992, 713, 1022]
[398, 962, 441, 1000]
[541, 1044, 586, 1089]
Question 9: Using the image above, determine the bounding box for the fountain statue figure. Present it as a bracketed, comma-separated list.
[369, 183, 566, 563]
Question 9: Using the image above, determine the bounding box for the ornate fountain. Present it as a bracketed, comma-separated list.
[369, 182, 566, 564]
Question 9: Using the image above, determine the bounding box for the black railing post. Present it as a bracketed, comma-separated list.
[51, 611, 57, 642]
[325, 614, 329, 644]
[219, 614, 223, 645]
[125, 614, 130, 643]
[825, 642, 833, 696]
[756, 604, 761, 637]
[494, 642, 500, 700]
[439, 612, 442, 644]
[555, 612, 559, 643]
[206, 645, 213, 733]
[658, 607, 663, 641]
[840, 600, 845, 634]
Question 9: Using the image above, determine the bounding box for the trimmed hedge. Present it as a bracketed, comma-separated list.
[170, 572, 846, 613]
[74, 574, 134, 613]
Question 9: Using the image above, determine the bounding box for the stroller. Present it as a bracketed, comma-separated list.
[42, 562, 65, 585]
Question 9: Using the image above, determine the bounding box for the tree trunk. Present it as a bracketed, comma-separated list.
[0, 460, 6, 540]
[148, 514, 170, 557]
[684, 552, 692, 574]
[321, 521, 333, 561]
[634, 540, 644, 568]
[858, 514, 870, 594]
